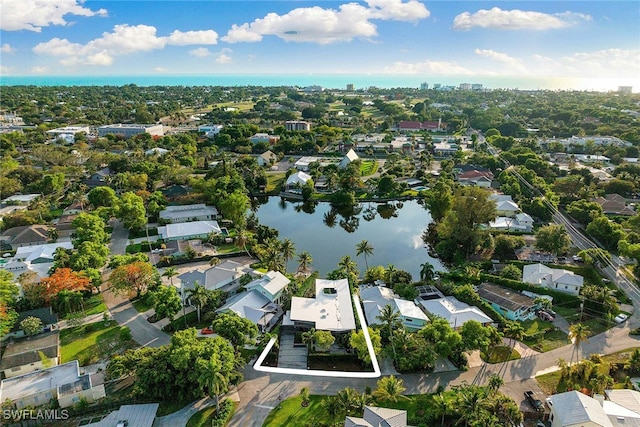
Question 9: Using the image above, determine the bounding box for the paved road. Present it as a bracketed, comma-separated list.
[104, 220, 171, 348]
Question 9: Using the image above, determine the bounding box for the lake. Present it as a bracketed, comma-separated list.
[252, 198, 445, 280]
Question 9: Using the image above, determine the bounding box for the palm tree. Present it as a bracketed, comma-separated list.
[297, 251, 313, 274]
[209, 256, 221, 267]
[197, 356, 228, 412]
[487, 373, 504, 395]
[503, 321, 525, 349]
[419, 262, 435, 282]
[569, 323, 590, 364]
[280, 238, 296, 272]
[372, 375, 407, 403]
[355, 240, 374, 270]
[385, 264, 397, 287]
[335, 387, 360, 416]
[186, 282, 209, 323]
[338, 255, 359, 285]
[162, 267, 178, 286]
[301, 328, 316, 351]
[56, 290, 73, 316]
[376, 304, 401, 360]
[432, 392, 450, 427]
[235, 227, 250, 256]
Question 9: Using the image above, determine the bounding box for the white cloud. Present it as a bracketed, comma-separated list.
[189, 47, 211, 57]
[154, 67, 168, 73]
[1, 44, 16, 54]
[216, 54, 233, 64]
[0, 66, 14, 74]
[30, 65, 50, 74]
[383, 60, 472, 75]
[33, 24, 219, 66]
[474, 49, 527, 73]
[222, 0, 429, 44]
[0, 0, 107, 32]
[453, 7, 591, 31]
[557, 48, 640, 78]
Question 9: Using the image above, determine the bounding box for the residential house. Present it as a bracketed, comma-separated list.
[97, 124, 164, 138]
[285, 120, 311, 131]
[0, 205, 27, 222]
[285, 171, 312, 191]
[488, 213, 534, 233]
[345, 406, 414, 427]
[489, 194, 520, 217]
[245, 271, 290, 305]
[157, 220, 222, 241]
[216, 291, 281, 333]
[0, 360, 105, 409]
[85, 167, 113, 188]
[84, 403, 159, 427]
[1, 194, 41, 205]
[360, 286, 428, 331]
[145, 147, 169, 156]
[257, 150, 278, 167]
[294, 156, 321, 171]
[593, 194, 636, 216]
[476, 282, 536, 321]
[545, 389, 640, 427]
[249, 133, 280, 145]
[159, 204, 219, 223]
[0, 225, 52, 249]
[10, 308, 58, 337]
[288, 278, 356, 332]
[417, 296, 493, 329]
[457, 169, 494, 188]
[178, 260, 254, 293]
[397, 120, 446, 132]
[62, 202, 84, 216]
[0, 332, 59, 378]
[198, 124, 223, 137]
[339, 149, 359, 169]
[160, 184, 191, 201]
[433, 141, 460, 157]
[14, 242, 73, 264]
[523, 263, 584, 296]
[46, 126, 90, 143]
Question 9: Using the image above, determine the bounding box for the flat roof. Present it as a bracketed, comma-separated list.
[290, 278, 356, 331]
[477, 282, 534, 312]
[84, 403, 159, 427]
[0, 361, 80, 401]
[158, 220, 221, 239]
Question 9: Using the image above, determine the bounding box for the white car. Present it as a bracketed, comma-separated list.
[614, 314, 629, 324]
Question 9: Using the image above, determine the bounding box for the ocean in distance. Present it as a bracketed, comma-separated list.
[0, 74, 625, 92]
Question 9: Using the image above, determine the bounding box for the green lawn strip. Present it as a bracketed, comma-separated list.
[521, 319, 569, 352]
[83, 294, 107, 316]
[266, 173, 286, 193]
[581, 317, 613, 337]
[157, 399, 193, 417]
[263, 395, 325, 427]
[481, 346, 521, 363]
[186, 400, 236, 427]
[131, 296, 153, 313]
[60, 322, 132, 365]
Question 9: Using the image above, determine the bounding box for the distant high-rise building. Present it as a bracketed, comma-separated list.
[433, 83, 441, 89]
[420, 82, 429, 90]
[618, 86, 633, 94]
[459, 83, 472, 90]
[471, 83, 483, 91]
[346, 83, 354, 91]
[285, 121, 311, 131]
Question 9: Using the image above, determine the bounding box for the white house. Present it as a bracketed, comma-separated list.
[345, 406, 412, 427]
[545, 389, 640, 427]
[216, 291, 279, 332]
[159, 204, 219, 223]
[46, 126, 90, 143]
[245, 271, 290, 304]
[488, 213, 534, 232]
[145, 147, 169, 156]
[285, 171, 312, 190]
[418, 296, 493, 329]
[157, 220, 221, 241]
[257, 150, 278, 167]
[178, 260, 254, 293]
[523, 263, 584, 296]
[360, 286, 428, 331]
[289, 278, 356, 332]
[339, 149, 359, 169]
[14, 242, 73, 264]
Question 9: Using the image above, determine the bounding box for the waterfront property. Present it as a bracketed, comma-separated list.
[178, 260, 255, 293]
[158, 204, 219, 223]
[417, 296, 493, 329]
[360, 285, 428, 331]
[157, 220, 221, 241]
[288, 278, 356, 332]
[476, 282, 537, 321]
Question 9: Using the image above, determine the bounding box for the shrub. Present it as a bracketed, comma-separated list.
[211, 399, 235, 427]
[119, 327, 132, 341]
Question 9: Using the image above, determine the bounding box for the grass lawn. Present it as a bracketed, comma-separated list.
[481, 345, 521, 363]
[61, 294, 107, 319]
[216, 243, 242, 254]
[359, 160, 378, 177]
[186, 407, 216, 427]
[60, 321, 134, 365]
[536, 370, 562, 395]
[580, 317, 613, 337]
[266, 172, 286, 193]
[131, 296, 153, 313]
[263, 395, 326, 427]
[521, 319, 569, 352]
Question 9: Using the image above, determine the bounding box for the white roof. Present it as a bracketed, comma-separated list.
[344, 149, 359, 162]
[550, 391, 613, 427]
[145, 147, 169, 155]
[14, 242, 73, 262]
[0, 361, 82, 401]
[84, 404, 159, 427]
[606, 390, 640, 414]
[523, 263, 583, 287]
[515, 212, 533, 222]
[488, 216, 531, 231]
[489, 194, 513, 203]
[418, 296, 492, 328]
[286, 171, 312, 186]
[495, 200, 520, 212]
[290, 278, 356, 331]
[159, 204, 218, 220]
[393, 298, 428, 321]
[360, 286, 427, 325]
[158, 220, 221, 239]
[216, 290, 271, 324]
[246, 271, 290, 298]
[1, 194, 40, 203]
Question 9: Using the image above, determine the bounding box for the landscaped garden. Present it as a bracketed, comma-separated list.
[60, 321, 135, 366]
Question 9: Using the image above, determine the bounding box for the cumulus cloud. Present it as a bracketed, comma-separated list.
[0, 66, 14, 74]
[33, 24, 219, 66]
[216, 54, 233, 64]
[1, 0, 107, 32]
[474, 48, 527, 73]
[30, 65, 50, 74]
[1, 44, 16, 54]
[154, 67, 168, 73]
[383, 60, 472, 75]
[222, 0, 429, 44]
[557, 48, 640, 78]
[189, 47, 212, 57]
[453, 7, 591, 31]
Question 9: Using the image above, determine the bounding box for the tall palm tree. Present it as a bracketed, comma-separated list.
[56, 290, 73, 316]
[569, 323, 590, 364]
[355, 240, 374, 271]
[301, 328, 316, 351]
[186, 282, 209, 323]
[372, 375, 407, 403]
[197, 356, 228, 412]
[280, 238, 296, 272]
[376, 304, 401, 361]
[503, 321, 525, 349]
[487, 373, 504, 395]
[385, 264, 397, 287]
[235, 227, 250, 256]
[432, 392, 450, 427]
[338, 255, 359, 286]
[297, 251, 313, 274]
[419, 262, 435, 282]
[162, 267, 178, 286]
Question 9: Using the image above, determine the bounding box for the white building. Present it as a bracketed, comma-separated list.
[345, 406, 412, 427]
[46, 126, 90, 143]
[339, 149, 359, 169]
[159, 204, 219, 223]
[360, 286, 428, 331]
[157, 220, 221, 241]
[178, 260, 255, 293]
[289, 278, 356, 332]
[418, 296, 493, 329]
[245, 271, 290, 304]
[285, 121, 311, 131]
[198, 124, 223, 137]
[548, 390, 640, 427]
[145, 147, 169, 156]
[488, 213, 534, 232]
[522, 263, 584, 296]
[97, 124, 164, 139]
[285, 171, 312, 190]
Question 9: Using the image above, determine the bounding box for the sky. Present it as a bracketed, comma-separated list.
[0, 0, 639, 90]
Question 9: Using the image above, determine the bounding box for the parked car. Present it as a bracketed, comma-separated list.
[538, 311, 553, 322]
[201, 327, 214, 334]
[524, 391, 544, 412]
[542, 308, 556, 319]
[614, 313, 629, 324]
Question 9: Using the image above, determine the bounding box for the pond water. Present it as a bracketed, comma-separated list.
[252, 198, 445, 280]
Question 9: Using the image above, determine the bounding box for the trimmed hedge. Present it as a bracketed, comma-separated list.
[211, 399, 235, 427]
[479, 273, 581, 307]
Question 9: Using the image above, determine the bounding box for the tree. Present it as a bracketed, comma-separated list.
[459, 320, 492, 353]
[20, 316, 42, 336]
[109, 261, 156, 297]
[356, 240, 374, 270]
[217, 190, 249, 228]
[419, 317, 463, 360]
[39, 268, 91, 304]
[499, 264, 521, 281]
[487, 373, 504, 394]
[419, 262, 435, 282]
[313, 330, 335, 352]
[197, 354, 229, 412]
[586, 216, 625, 250]
[280, 238, 296, 272]
[72, 212, 109, 246]
[212, 312, 258, 348]
[569, 323, 590, 363]
[385, 264, 397, 287]
[162, 267, 178, 286]
[535, 224, 571, 255]
[372, 375, 407, 402]
[70, 240, 110, 270]
[186, 282, 208, 323]
[150, 285, 182, 322]
[503, 321, 525, 349]
[425, 180, 453, 222]
[432, 392, 450, 427]
[297, 251, 313, 274]
[88, 186, 117, 208]
[492, 234, 525, 259]
[349, 328, 381, 365]
[376, 304, 401, 359]
[115, 191, 147, 230]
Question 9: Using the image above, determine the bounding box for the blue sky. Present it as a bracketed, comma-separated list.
[0, 1, 638, 90]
